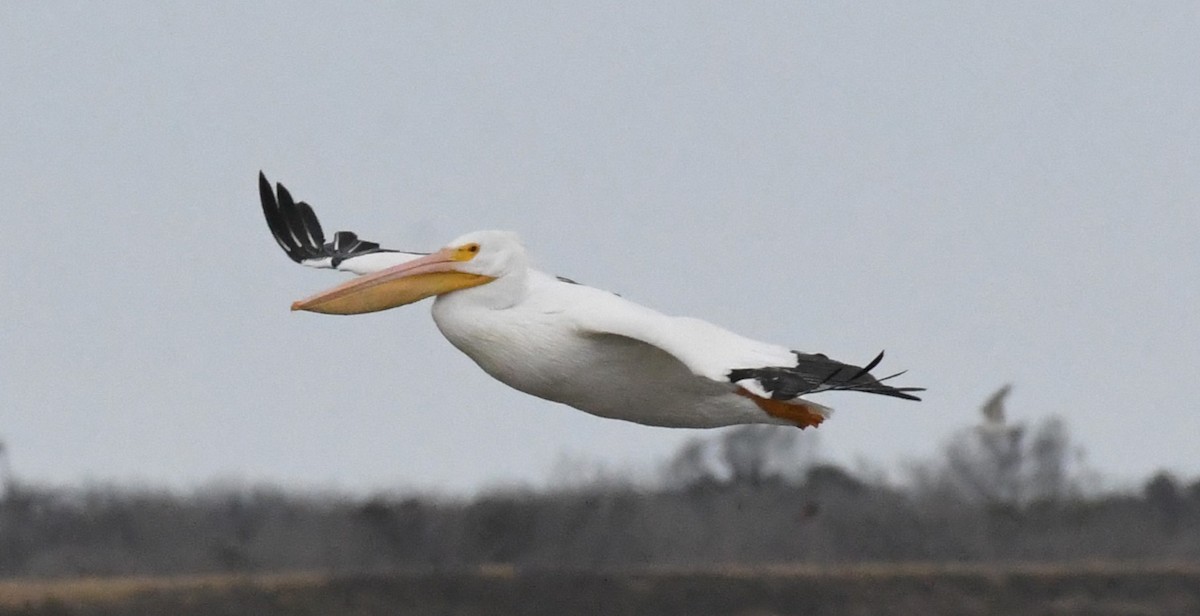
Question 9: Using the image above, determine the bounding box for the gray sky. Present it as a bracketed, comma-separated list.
[2, 3, 1198, 494]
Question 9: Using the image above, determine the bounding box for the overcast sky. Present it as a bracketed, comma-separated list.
[2, 3, 1198, 495]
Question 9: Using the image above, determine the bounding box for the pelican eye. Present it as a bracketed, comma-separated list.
[453, 242, 481, 261]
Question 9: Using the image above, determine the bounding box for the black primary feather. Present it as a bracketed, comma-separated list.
[258, 171, 413, 266]
[729, 350, 924, 402]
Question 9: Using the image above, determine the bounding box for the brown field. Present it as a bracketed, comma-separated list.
[2, 562, 1199, 616]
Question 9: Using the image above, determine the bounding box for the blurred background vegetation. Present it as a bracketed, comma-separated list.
[1, 386, 1197, 578]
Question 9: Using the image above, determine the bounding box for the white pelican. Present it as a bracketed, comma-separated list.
[259, 173, 922, 429]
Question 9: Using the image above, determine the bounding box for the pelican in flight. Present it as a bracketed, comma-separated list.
[259, 173, 922, 429]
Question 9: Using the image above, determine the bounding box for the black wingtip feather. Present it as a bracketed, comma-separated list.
[259, 172, 304, 263]
[257, 171, 408, 268]
[846, 350, 885, 383]
[295, 201, 326, 249]
[736, 350, 925, 403]
[269, 179, 333, 263]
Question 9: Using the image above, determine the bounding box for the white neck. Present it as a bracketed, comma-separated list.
[434, 267, 529, 311]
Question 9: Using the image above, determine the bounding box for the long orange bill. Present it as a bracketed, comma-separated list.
[291, 248, 494, 315]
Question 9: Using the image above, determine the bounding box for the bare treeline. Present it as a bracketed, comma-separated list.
[1, 388, 1198, 577]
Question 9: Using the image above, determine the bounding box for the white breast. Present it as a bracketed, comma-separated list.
[430, 280, 772, 428]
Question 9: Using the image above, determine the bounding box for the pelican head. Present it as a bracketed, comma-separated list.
[291, 230, 525, 315]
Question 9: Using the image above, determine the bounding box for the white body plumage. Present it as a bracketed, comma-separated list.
[432, 269, 798, 428]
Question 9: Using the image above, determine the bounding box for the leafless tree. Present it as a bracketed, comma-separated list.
[0, 439, 15, 499]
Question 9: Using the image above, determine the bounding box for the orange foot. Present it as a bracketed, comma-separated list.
[736, 388, 826, 429]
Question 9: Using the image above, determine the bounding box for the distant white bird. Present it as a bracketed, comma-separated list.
[259, 173, 922, 429]
[980, 384, 1013, 427]
[977, 384, 1023, 447]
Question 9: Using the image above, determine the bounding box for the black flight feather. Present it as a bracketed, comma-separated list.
[258, 171, 411, 267]
[729, 350, 924, 402]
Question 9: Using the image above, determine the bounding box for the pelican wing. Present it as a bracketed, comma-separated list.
[570, 289, 923, 402]
[258, 172, 426, 275]
[729, 351, 925, 401]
